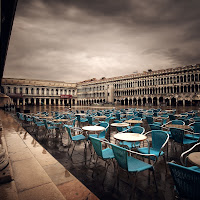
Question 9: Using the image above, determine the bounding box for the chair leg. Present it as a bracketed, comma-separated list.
[92, 156, 99, 178]
[163, 155, 167, 174]
[130, 173, 137, 200]
[102, 160, 110, 184]
[152, 169, 158, 192]
[70, 141, 76, 157]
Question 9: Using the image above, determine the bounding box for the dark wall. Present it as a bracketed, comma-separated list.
[0, 0, 18, 86]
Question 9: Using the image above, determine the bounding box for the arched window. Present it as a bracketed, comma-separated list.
[46, 89, 49, 95]
[25, 88, 28, 94]
[36, 88, 39, 95]
[14, 87, 17, 94]
[51, 89, 54, 95]
[7, 87, 10, 93]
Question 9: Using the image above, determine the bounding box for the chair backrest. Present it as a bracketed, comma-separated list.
[66, 126, 73, 140]
[87, 116, 93, 125]
[193, 122, 200, 133]
[146, 116, 153, 124]
[43, 119, 48, 129]
[99, 122, 109, 138]
[116, 113, 121, 120]
[149, 124, 161, 130]
[89, 136, 103, 157]
[171, 120, 185, 125]
[130, 126, 145, 134]
[169, 114, 176, 120]
[76, 115, 81, 122]
[168, 162, 200, 199]
[170, 128, 184, 143]
[111, 144, 128, 170]
[193, 117, 200, 122]
[151, 130, 169, 151]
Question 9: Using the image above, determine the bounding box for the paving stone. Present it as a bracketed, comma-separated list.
[11, 157, 52, 192]
[18, 183, 65, 200]
[57, 179, 99, 200]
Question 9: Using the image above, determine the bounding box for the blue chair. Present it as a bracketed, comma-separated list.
[111, 144, 157, 198]
[171, 120, 185, 125]
[138, 130, 169, 172]
[180, 142, 200, 170]
[88, 122, 109, 139]
[168, 162, 200, 200]
[146, 116, 161, 126]
[119, 126, 145, 149]
[76, 114, 88, 127]
[89, 136, 114, 183]
[185, 122, 200, 140]
[66, 126, 87, 157]
[170, 128, 198, 153]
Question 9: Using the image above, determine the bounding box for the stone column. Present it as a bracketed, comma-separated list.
[183, 99, 185, 106]
[28, 98, 31, 104]
[49, 99, 51, 105]
[34, 98, 36, 105]
[39, 98, 42, 106]
[157, 98, 159, 106]
[17, 98, 20, 106]
[43, 98, 46, 106]
[58, 99, 60, 105]
[23, 98, 25, 106]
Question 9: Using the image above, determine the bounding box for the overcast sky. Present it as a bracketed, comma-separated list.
[4, 0, 200, 82]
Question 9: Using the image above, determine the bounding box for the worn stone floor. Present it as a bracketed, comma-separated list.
[1, 105, 199, 200]
[0, 109, 98, 200]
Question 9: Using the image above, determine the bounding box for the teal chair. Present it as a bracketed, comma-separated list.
[168, 162, 200, 200]
[119, 126, 145, 149]
[138, 130, 169, 172]
[170, 128, 198, 153]
[66, 126, 87, 157]
[180, 142, 200, 170]
[111, 144, 157, 199]
[88, 122, 109, 139]
[90, 136, 114, 183]
[185, 122, 200, 140]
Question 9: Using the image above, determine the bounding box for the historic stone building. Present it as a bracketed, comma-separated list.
[1, 78, 77, 106]
[77, 64, 200, 106]
[1, 64, 200, 107]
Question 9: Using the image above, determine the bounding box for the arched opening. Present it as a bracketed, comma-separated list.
[143, 98, 146, 106]
[148, 97, 152, 105]
[153, 97, 157, 106]
[125, 98, 128, 105]
[121, 99, 124, 105]
[138, 99, 141, 106]
[36, 98, 40, 105]
[51, 99, 54, 105]
[129, 99, 132, 105]
[171, 98, 176, 106]
[46, 99, 49, 105]
[133, 98, 137, 105]
[165, 98, 170, 106]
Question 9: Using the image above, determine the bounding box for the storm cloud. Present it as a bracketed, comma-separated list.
[4, 0, 200, 82]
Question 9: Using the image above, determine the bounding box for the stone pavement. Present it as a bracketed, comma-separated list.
[0, 109, 98, 200]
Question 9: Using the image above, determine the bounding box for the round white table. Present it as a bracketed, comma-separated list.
[94, 116, 107, 119]
[111, 123, 130, 127]
[75, 113, 85, 116]
[124, 120, 143, 125]
[188, 152, 200, 167]
[114, 133, 147, 142]
[82, 126, 105, 132]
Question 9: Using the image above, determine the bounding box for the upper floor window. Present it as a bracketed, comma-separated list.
[31, 88, 34, 94]
[14, 87, 17, 94]
[7, 87, 10, 93]
[26, 88, 28, 94]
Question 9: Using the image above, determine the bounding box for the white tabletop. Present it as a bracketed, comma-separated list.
[75, 113, 85, 116]
[94, 115, 107, 119]
[188, 152, 200, 167]
[125, 120, 143, 124]
[114, 133, 147, 142]
[82, 126, 105, 132]
[111, 123, 130, 127]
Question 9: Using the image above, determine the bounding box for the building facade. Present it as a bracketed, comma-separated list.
[1, 64, 200, 107]
[1, 78, 77, 106]
[77, 64, 200, 106]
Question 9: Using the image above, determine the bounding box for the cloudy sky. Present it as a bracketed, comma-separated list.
[4, 0, 200, 82]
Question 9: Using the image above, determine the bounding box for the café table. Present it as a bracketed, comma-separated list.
[164, 124, 191, 130]
[111, 122, 130, 128]
[124, 120, 143, 126]
[114, 133, 147, 142]
[82, 125, 105, 135]
[188, 152, 200, 167]
[94, 116, 107, 120]
[114, 133, 147, 149]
